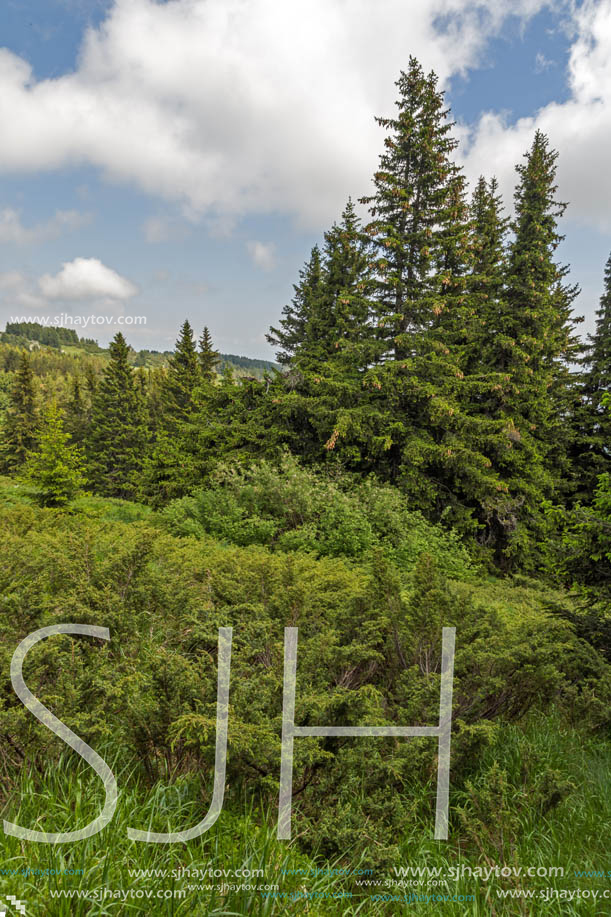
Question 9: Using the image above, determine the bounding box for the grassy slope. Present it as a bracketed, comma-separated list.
[0, 483, 609, 915]
[0, 337, 277, 380]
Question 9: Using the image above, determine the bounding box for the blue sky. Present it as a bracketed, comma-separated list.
[0, 0, 610, 357]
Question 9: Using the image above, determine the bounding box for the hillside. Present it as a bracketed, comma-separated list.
[0, 472, 609, 914]
[0, 322, 277, 380]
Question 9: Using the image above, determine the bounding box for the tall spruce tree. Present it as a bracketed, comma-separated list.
[86, 332, 148, 499]
[360, 57, 466, 359]
[502, 132, 581, 496]
[308, 199, 376, 368]
[502, 132, 581, 420]
[262, 201, 380, 469]
[0, 351, 38, 473]
[161, 320, 200, 429]
[65, 375, 90, 446]
[578, 252, 611, 492]
[465, 176, 509, 375]
[346, 59, 504, 528]
[267, 245, 323, 365]
[198, 326, 220, 382]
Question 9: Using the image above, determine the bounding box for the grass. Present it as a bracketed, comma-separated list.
[1, 714, 609, 916]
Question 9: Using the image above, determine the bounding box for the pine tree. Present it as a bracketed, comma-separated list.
[360, 57, 466, 359]
[502, 132, 581, 419]
[586, 254, 611, 401]
[142, 324, 220, 505]
[198, 326, 220, 382]
[501, 132, 582, 495]
[578, 252, 611, 493]
[161, 320, 200, 429]
[86, 332, 148, 499]
[23, 400, 85, 506]
[466, 176, 509, 375]
[306, 199, 376, 368]
[267, 245, 322, 365]
[84, 362, 97, 399]
[0, 351, 38, 473]
[261, 202, 377, 470]
[65, 375, 89, 445]
[343, 60, 503, 527]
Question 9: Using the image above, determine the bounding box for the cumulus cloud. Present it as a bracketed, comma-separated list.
[246, 240, 276, 271]
[0, 0, 557, 228]
[0, 207, 90, 243]
[0, 259, 139, 331]
[38, 257, 137, 300]
[461, 0, 611, 230]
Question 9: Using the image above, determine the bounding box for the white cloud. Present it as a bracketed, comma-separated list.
[461, 0, 611, 230]
[0, 0, 557, 229]
[0, 207, 90, 243]
[0, 271, 49, 311]
[38, 257, 138, 300]
[246, 240, 276, 271]
[534, 51, 555, 72]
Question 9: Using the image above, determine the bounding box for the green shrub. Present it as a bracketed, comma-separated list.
[161, 454, 475, 577]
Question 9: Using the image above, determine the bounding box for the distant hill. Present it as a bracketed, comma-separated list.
[1, 321, 278, 380]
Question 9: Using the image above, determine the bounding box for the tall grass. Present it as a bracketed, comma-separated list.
[1, 714, 609, 915]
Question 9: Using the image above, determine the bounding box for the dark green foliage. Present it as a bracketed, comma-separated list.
[577, 253, 611, 495]
[267, 245, 323, 365]
[86, 332, 148, 499]
[0, 351, 38, 472]
[284, 200, 376, 370]
[142, 326, 222, 504]
[22, 400, 85, 506]
[4, 320, 80, 348]
[198, 325, 221, 382]
[466, 176, 509, 374]
[502, 133, 582, 476]
[360, 57, 466, 358]
[64, 374, 90, 445]
[161, 319, 200, 429]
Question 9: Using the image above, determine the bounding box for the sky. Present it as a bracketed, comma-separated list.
[0, 0, 610, 358]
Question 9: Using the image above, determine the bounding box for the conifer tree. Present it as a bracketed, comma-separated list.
[502, 132, 581, 425]
[586, 254, 611, 402]
[23, 400, 85, 506]
[500, 132, 581, 500]
[142, 324, 219, 504]
[198, 326, 220, 382]
[162, 320, 200, 429]
[0, 351, 38, 472]
[306, 199, 376, 368]
[86, 332, 148, 499]
[360, 57, 466, 359]
[267, 246, 322, 364]
[578, 252, 611, 492]
[65, 375, 89, 445]
[466, 176, 509, 374]
[84, 362, 97, 399]
[341, 60, 503, 527]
